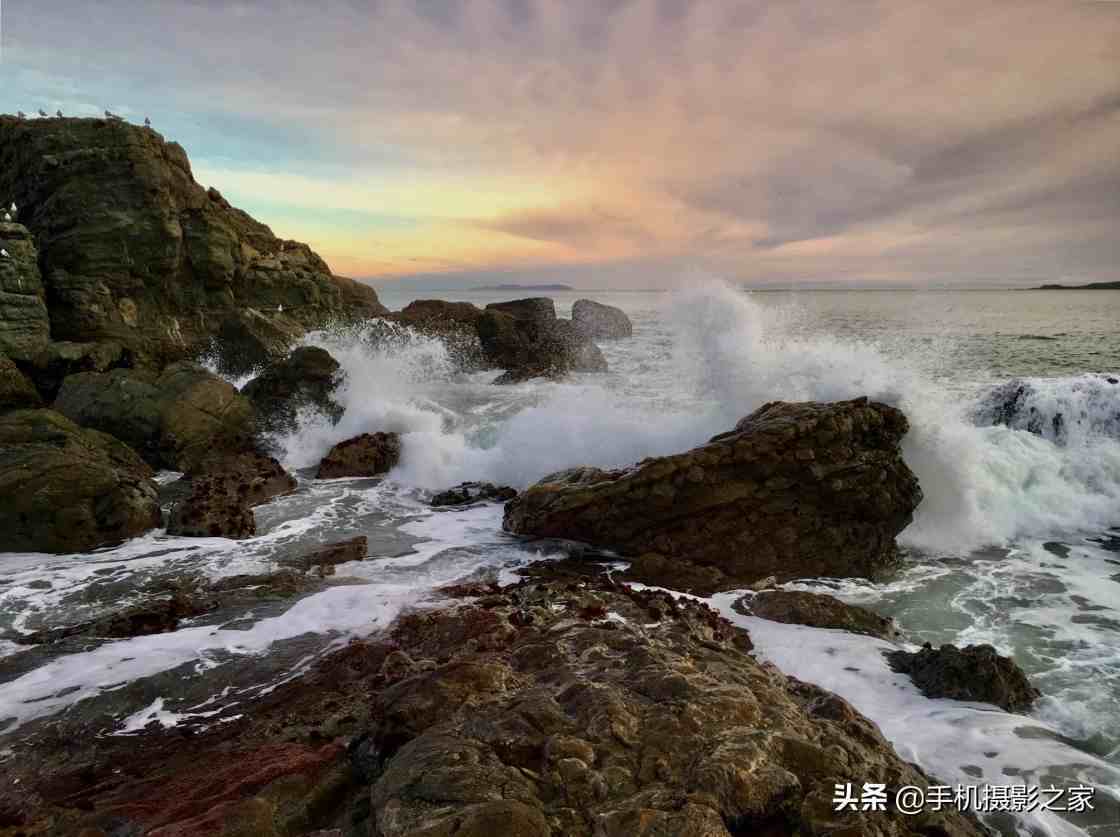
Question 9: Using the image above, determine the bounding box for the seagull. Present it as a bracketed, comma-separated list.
[1, 249, 9, 258]
[10, 202, 16, 213]
[144, 117, 151, 128]
[277, 304, 284, 314]
[38, 109, 47, 118]
[3, 213, 10, 222]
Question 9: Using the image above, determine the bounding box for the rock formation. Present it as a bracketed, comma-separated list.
[242, 345, 344, 434]
[734, 590, 898, 639]
[0, 355, 41, 412]
[0, 116, 386, 369]
[477, 298, 607, 383]
[316, 432, 402, 478]
[279, 536, 369, 574]
[0, 409, 161, 553]
[886, 643, 1041, 713]
[504, 398, 922, 593]
[430, 481, 517, 507]
[0, 221, 49, 361]
[166, 451, 297, 539]
[573, 298, 633, 339]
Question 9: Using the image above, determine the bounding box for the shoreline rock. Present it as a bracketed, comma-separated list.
[430, 482, 517, 507]
[734, 589, 898, 639]
[316, 432, 401, 479]
[572, 298, 633, 339]
[242, 345, 344, 434]
[886, 643, 1041, 712]
[505, 397, 922, 593]
[167, 452, 297, 539]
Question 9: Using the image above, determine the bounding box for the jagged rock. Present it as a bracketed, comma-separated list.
[54, 362, 255, 471]
[316, 432, 401, 479]
[504, 397, 921, 593]
[734, 590, 898, 639]
[0, 221, 50, 360]
[430, 482, 517, 507]
[484, 297, 556, 322]
[886, 643, 1041, 712]
[241, 346, 343, 434]
[167, 452, 296, 539]
[0, 355, 41, 412]
[478, 310, 607, 383]
[0, 116, 386, 369]
[0, 409, 161, 553]
[572, 298, 633, 339]
[279, 536, 368, 573]
[211, 308, 306, 378]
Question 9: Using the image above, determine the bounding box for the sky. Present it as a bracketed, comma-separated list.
[0, 0, 1118, 289]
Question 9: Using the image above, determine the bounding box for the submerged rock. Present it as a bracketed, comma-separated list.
[279, 536, 369, 573]
[0, 409, 161, 553]
[54, 362, 255, 471]
[572, 298, 633, 339]
[735, 590, 898, 639]
[242, 345, 343, 433]
[167, 451, 296, 539]
[15, 590, 217, 645]
[430, 482, 517, 507]
[316, 432, 401, 479]
[0, 116, 385, 369]
[886, 643, 1041, 713]
[504, 397, 921, 593]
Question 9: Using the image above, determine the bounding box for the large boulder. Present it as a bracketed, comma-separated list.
[54, 362, 255, 471]
[0, 409, 161, 553]
[734, 590, 898, 639]
[572, 298, 632, 339]
[397, 299, 483, 330]
[477, 309, 606, 383]
[241, 346, 343, 434]
[0, 355, 41, 412]
[0, 221, 50, 361]
[0, 116, 386, 369]
[167, 452, 297, 539]
[484, 297, 556, 322]
[886, 643, 1041, 712]
[316, 432, 401, 479]
[504, 397, 922, 593]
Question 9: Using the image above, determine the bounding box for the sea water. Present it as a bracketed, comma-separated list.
[1, 282, 1118, 835]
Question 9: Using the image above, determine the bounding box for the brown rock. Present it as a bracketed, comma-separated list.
[315, 432, 401, 479]
[167, 452, 297, 539]
[886, 643, 1041, 712]
[504, 397, 922, 593]
[735, 590, 898, 639]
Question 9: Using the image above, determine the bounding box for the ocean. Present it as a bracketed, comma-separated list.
[1, 282, 1118, 835]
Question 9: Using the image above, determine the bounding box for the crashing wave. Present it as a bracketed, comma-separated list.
[972, 374, 1120, 445]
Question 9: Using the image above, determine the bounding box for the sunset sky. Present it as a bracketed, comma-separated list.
[1, 1, 1117, 288]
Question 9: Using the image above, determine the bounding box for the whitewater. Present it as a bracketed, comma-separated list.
[1, 282, 1118, 836]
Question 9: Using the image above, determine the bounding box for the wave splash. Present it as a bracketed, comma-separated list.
[271, 281, 1120, 554]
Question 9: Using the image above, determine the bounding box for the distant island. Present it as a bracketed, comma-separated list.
[471, 283, 574, 291]
[1032, 281, 1120, 290]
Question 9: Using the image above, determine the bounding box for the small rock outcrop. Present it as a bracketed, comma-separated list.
[572, 298, 633, 339]
[0, 221, 50, 361]
[0, 409, 161, 553]
[504, 398, 922, 593]
[279, 536, 368, 573]
[316, 432, 401, 479]
[15, 589, 217, 645]
[241, 345, 344, 433]
[886, 643, 1041, 713]
[54, 362, 255, 471]
[430, 482, 517, 507]
[167, 452, 297, 539]
[0, 116, 386, 369]
[0, 355, 41, 412]
[477, 301, 607, 383]
[735, 590, 898, 639]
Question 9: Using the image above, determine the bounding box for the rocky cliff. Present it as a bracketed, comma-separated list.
[0, 115, 386, 369]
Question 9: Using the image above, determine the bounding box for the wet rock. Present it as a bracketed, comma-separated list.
[0, 409, 161, 553]
[734, 590, 898, 639]
[0, 116, 385, 369]
[54, 363, 256, 471]
[572, 298, 633, 339]
[505, 397, 922, 593]
[886, 643, 1041, 712]
[210, 308, 305, 378]
[315, 432, 401, 479]
[15, 590, 218, 645]
[167, 452, 296, 539]
[0, 221, 50, 360]
[241, 345, 343, 434]
[430, 482, 517, 507]
[0, 354, 41, 412]
[479, 309, 607, 383]
[279, 536, 368, 574]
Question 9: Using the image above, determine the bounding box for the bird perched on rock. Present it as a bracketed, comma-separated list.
[10, 203, 17, 218]
[3, 213, 10, 223]
[0, 249, 9, 258]
[37, 109, 47, 118]
[144, 117, 151, 128]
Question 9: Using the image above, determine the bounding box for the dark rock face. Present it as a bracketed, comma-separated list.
[0, 116, 386, 368]
[478, 309, 607, 383]
[572, 298, 633, 339]
[167, 452, 297, 539]
[242, 345, 343, 434]
[17, 339, 127, 402]
[0, 409, 161, 553]
[886, 643, 1041, 713]
[484, 297, 556, 322]
[1, 579, 985, 837]
[735, 590, 898, 639]
[505, 398, 922, 593]
[316, 432, 401, 479]
[211, 308, 306, 378]
[53, 362, 255, 471]
[0, 221, 50, 361]
[398, 299, 483, 329]
[279, 536, 368, 573]
[0, 355, 41, 412]
[430, 482, 517, 507]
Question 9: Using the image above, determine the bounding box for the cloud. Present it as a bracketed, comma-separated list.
[1, 0, 1118, 284]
